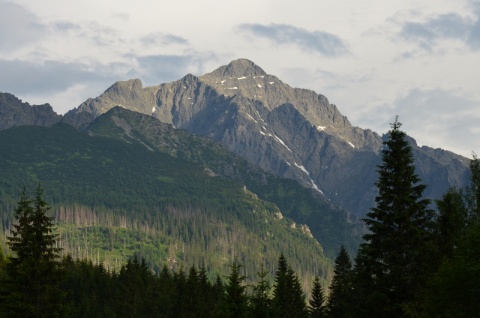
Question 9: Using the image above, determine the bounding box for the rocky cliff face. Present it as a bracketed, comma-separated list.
[0, 93, 62, 130]
[8, 59, 471, 215]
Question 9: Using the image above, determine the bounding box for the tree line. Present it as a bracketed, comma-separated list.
[0, 117, 479, 317]
[0, 186, 328, 318]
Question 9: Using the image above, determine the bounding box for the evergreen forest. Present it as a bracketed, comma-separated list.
[0, 118, 478, 317]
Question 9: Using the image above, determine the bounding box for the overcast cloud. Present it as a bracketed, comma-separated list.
[0, 0, 478, 157]
[356, 88, 480, 155]
[0, 59, 116, 95]
[134, 52, 218, 85]
[399, 1, 480, 52]
[239, 23, 349, 56]
[0, 2, 45, 52]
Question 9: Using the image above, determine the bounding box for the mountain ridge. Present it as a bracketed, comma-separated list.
[0, 92, 62, 130]
[87, 106, 360, 256]
[0, 58, 471, 215]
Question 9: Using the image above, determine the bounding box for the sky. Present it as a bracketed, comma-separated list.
[0, 0, 479, 158]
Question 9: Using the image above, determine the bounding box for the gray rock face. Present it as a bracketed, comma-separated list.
[36, 59, 474, 215]
[0, 93, 62, 130]
[62, 79, 157, 129]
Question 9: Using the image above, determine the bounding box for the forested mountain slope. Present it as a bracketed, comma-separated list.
[0, 120, 344, 287]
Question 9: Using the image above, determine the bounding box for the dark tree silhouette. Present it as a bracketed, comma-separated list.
[353, 118, 435, 317]
[327, 246, 353, 318]
[1, 186, 64, 317]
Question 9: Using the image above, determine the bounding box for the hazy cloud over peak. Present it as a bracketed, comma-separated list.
[238, 23, 348, 56]
[134, 51, 218, 85]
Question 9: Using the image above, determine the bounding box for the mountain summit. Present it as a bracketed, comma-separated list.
[204, 58, 267, 78]
[3, 59, 470, 216]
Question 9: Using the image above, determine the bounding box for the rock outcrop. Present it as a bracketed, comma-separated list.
[0, 93, 62, 130]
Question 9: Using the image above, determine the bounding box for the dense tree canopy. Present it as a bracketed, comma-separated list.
[0, 123, 478, 317]
[422, 155, 480, 317]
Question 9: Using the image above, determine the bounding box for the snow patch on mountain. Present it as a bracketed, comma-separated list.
[294, 162, 309, 175]
[274, 135, 292, 152]
[245, 113, 259, 124]
[311, 180, 324, 195]
[293, 162, 324, 194]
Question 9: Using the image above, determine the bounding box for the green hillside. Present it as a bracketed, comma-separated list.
[88, 107, 361, 257]
[0, 123, 334, 288]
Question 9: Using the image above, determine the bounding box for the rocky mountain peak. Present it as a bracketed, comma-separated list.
[0, 92, 61, 130]
[105, 78, 144, 95]
[62, 78, 157, 128]
[204, 58, 267, 79]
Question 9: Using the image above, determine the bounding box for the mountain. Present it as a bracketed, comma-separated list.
[87, 106, 360, 256]
[0, 121, 335, 288]
[63, 58, 471, 216]
[0, 58, 472, 290]
[0, 92, 62, 130]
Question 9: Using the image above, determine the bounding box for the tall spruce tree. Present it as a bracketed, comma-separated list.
[326, 246, 353, 318]
[1, 186, 63, 317]
[224, 259, 248, 318]
[250, 265, 272, 318]
[308, 276, 326, 318]
[272, 254, 308, 318]
[353, 118, 435, 317]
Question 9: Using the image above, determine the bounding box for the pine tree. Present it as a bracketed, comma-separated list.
[250, 265, 272, 318]
[353, 118, 435, 317]
[308, 276, 325, 318]
[272, 254, 308, 318]
[1, 186, 64, 317]
[435, 188, 467, 259]
[224, 259, 247, 318]
[326, 246, 353, 318]
[196, 265, 213, 318]
[212, 274, 226, 318]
